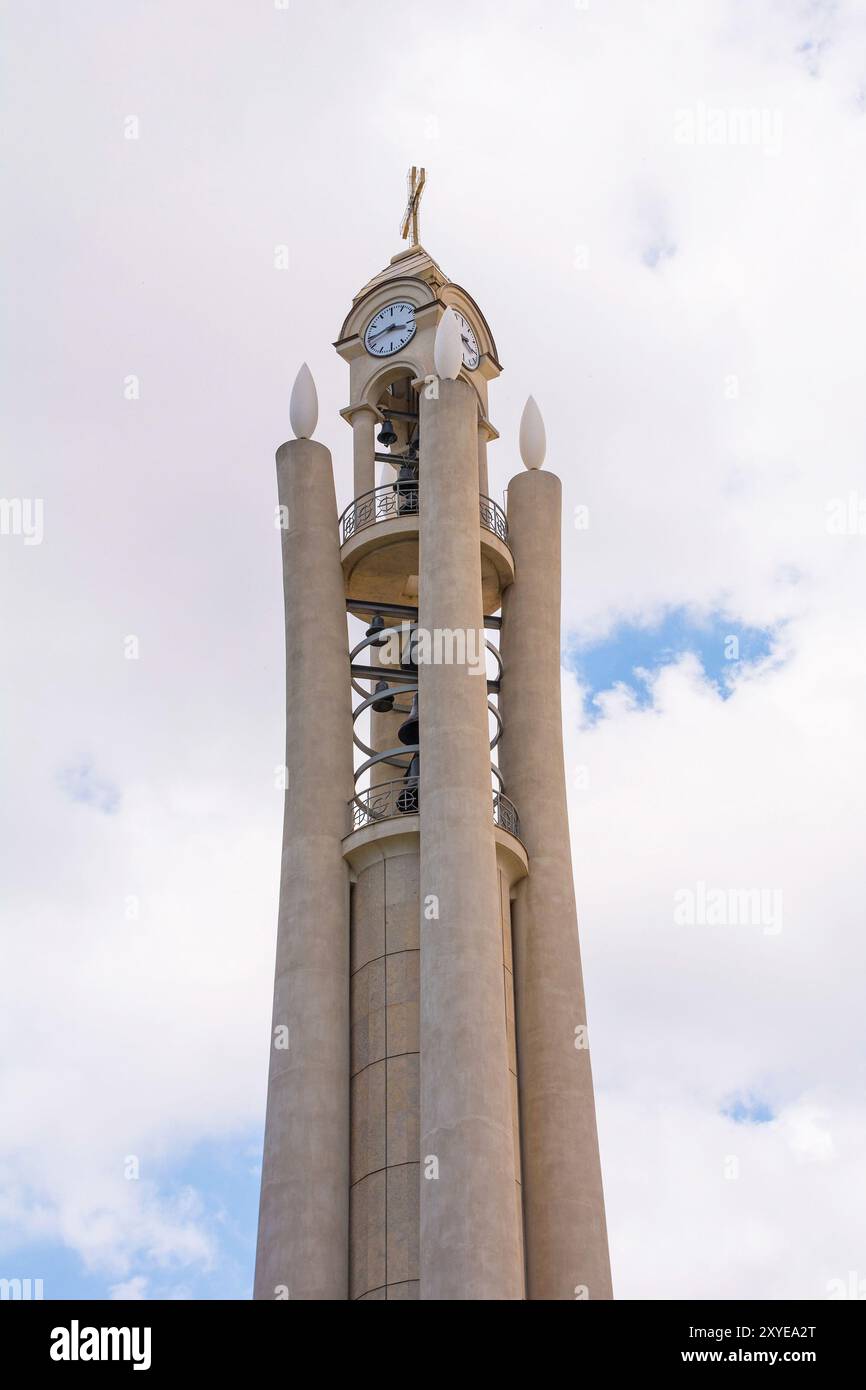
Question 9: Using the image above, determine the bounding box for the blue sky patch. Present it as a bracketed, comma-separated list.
[2, 1129, 262, 1300]
[58, 761, 121, 815]
[722, 1094, 775, 1125]
[642, 237, 677, 268]
[565, 607, 776, 709]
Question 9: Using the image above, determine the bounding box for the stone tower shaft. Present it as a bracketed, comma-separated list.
[255, 240, 612, 1301]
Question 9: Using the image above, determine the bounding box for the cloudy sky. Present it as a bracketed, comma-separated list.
[3, 0, 866, 1300]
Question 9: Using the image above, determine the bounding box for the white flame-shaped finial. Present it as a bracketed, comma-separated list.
[519, 395, 546, 469]
[290, 362, 318, 439]
[433, 307, 463, 380]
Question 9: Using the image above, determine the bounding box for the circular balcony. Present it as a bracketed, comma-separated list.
[349, 780, 520, 840]
[479, 494, 508, 545]
[340, 481, 419, 545]
[343, 779, 527, 886]
[350, 778, 419, 831]
[339, 482, 514, 611]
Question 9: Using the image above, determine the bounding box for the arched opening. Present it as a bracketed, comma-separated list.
[372, 371, 420, 487]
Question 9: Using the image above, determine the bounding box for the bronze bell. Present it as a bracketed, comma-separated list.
[397, 693, 419, 746]
[393, 458, 418, 515]
[395, 458, 417, 483]
[366, 613, 387, 646]
[377, 418, 397, 448]
[371, 680, 395, 713]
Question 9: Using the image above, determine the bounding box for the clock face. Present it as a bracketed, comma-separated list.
[364, 301, 417, 357]
[452, 309, 480, 370]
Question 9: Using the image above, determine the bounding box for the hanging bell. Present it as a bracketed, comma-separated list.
[397, 693, 419, 746]
[377, 418, 398, 448]
[366, 613, 387, 646]
[394, 457, 418, 516]
[371, 679, 395, 713]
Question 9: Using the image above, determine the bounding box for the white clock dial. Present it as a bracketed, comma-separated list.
[452, 309, 480, 370]
[364, 301, 417, 357]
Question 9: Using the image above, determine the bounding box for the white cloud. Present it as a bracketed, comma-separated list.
[109, 1275, 148, 1301]
[565, 628, 866, 1295]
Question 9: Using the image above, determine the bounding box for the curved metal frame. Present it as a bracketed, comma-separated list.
[487, 699, 503, 750]
[348, 621, 507, 817]
[350, 623, 416, 699]
[353, 691, 418, 777]
[484, 638, 503, 683]
[349, 628, 501, 760]
[350, 626, 502, 684]
[351, 680, 417, 759]
[351, 695, 501, 765]
[353, 746, 417, 787]
[349, 625, 415, 666]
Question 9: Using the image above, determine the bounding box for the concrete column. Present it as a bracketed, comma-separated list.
[351, 409, 376, 499]
[418, 378, 523, 1300]
[499, 467, 613, 1301]
[349, 845, 421, 1299]
[254, 438, 353, 1301]
[477, 423, 489, 498]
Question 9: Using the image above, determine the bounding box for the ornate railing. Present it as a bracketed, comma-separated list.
[349, 781, 521, 839]
[479, 494, 509, 544]
[339, 482, 419, 544]
[350, 779, 419, 831]
[339, 483, 510, 547]
[492, 791, 520, 838]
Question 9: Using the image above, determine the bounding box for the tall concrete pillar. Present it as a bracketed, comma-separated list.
[254, 438, 353, 1300]
[418, 377, 523, 1300]
[350, 408, 377, 498]
[349, 842, 421, 1299]
[499, 467, 613, 1301]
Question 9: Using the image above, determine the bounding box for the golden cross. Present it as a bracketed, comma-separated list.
[400, 166, 426, 245]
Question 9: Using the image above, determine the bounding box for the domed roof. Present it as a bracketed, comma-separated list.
[352, 244, 449, 303]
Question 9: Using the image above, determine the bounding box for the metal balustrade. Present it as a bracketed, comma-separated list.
[350, 779, 419, 830]
[492, 791, 520, 838]
[479, 494, 508, 543]
[339, 482, 419, 545]
[338, 482, 510, 546]
[349, 780, 521, 839]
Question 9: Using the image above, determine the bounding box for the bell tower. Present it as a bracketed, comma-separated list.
[254, 171, 612, 1301]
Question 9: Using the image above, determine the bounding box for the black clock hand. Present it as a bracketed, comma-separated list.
[369, 322, 411, 340]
